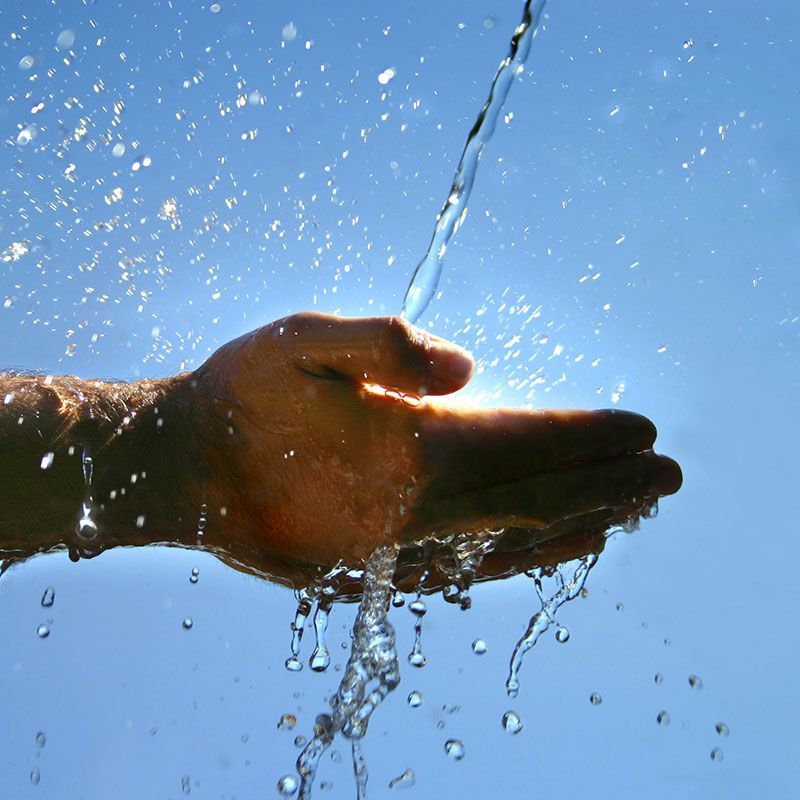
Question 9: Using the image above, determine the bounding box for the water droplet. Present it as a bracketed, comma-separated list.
[483, 16, 496, 29]
[285, 657, 303, 672]
[444, 739, 465, 761]
[181, 774, 191, 794]
[57, 29, 76, 49]
[378, 67, 397, 86]
[277, 774, 298, 796]
[19, 54, 36, 70]
[35, 731, 46, 748]
[319, 780, 333, 791]
[30, 767, 41, 786]
[330, 750, 342, 764]
[589, 692, 603, 706]
[210, 2, 221, 12]
[502, 710, 523, 734]
[17, 126, 36, 146]
[616, 602, 625, 611]
[388, 769, 416, 789]
[471, 638, 487, 654]
[442, 703, 460, 714]
[555, 627, 570, 643]
[710, 747, 724, 762]
[656, 710, 670, 726]
[293, 735, 307, 748]
[281, 22, 298, 42]
[277, 713, 297, 731]
[36, 624, 50, 639]
[407, 691, 422, 708]
[688, 674, 703, 690]
[408, 599, 426, 617]
[391, 590, 405, 607]
[189, 567, 199, 584]
[654, 673, 664, 685]
[663, 637, 672, 646]
[408, 651, 427, 668]
[182, 617, 193, 630]
[112, 142, 126, 158]
[715, 722, 730, 737]
[41, 587, 55, 607]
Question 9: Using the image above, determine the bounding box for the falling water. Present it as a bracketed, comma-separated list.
[400, 0, 549, 323]
[505, 553, 597, 698]
[296, 544, 400, 799]
[76, 447, 97, 540]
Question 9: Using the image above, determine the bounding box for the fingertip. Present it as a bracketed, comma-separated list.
[427, 345, 474, 394]
[653, 455, 682, 495]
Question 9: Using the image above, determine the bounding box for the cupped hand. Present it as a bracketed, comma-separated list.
[196, 312, 681, 566]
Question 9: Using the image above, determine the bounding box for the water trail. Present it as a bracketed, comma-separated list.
[505, 553, 597, 698]
[286, 588, 315, 672]
[400, 0, 549, 323]
[297, 544, 400, 798]
[76, 446, 98, 540]
[309, 599, 332, 673]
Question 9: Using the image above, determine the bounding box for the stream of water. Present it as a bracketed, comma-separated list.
[400, 0, 548, 323]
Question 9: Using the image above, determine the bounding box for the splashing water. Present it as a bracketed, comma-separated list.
[505, 553, 597, 698]
[400, 0, 549, 323]
[296, 545, 400, 798]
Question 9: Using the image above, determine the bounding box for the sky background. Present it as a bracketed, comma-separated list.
[0, 0, 798, 797]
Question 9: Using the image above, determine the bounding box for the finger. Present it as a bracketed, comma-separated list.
[275, 312, 474, 395]
[410, 451, 681, 536]
[421, 407, 658, 495]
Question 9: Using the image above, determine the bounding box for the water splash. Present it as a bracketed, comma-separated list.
[296, 545, 400, 798]
[400, 0, 549, 323]
[433, 529, 502, 610]
[505, 553, 597, 698]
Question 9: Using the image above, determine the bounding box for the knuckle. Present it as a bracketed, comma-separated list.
[383, 316, 429, 370]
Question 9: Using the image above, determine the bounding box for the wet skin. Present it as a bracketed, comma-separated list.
[0, 312, 681, 581]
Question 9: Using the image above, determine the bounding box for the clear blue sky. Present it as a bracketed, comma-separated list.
[0, 1, 798, 797]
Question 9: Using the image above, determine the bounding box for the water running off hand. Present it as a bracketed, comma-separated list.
[400, 0, 549, 323]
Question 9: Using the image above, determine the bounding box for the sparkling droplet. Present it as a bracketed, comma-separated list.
[471, 638, 487, 654]
[19, 55, 36, 70]
[654, 673, 664, 685]
[656, 710, 670, 726]
[293, 735, 307, 748]
[444, 739, 465, 761]
[30, 767, 41, 786]
[388, 769, 416, 789]
[589, 692, 603, 706]
[407, 691, 422, 708]
[502, 710, 523, 734]
[715, 722, 730, 737]
[555, 627, 570, 643]
[688, 674, 703, 690]
[277, 713, 297, 731]
[285, 657, 303, 672]
[112, 142, 126, 158]
[277, 774, 299, 796]
[392, 590, 405, 607]
[710, 747, 724, 762]
[41, 587, 55, 607]
[35, 732, 46, 748]
[210, 2, 221, 12]
[189, 567, 199, 584]
[17, 126, 36, 146]
[408, 652, 427, 668]
[36, 624, 50, 639]
[182, 617, 193, 630]
[409, 599, 426, 617]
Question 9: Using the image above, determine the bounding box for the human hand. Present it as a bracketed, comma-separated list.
[196, 312, 681, 567]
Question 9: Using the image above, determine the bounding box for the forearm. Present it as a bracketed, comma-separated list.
[0, 372, 207, 561]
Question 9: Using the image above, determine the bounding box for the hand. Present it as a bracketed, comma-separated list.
[197, 312, 681, 567]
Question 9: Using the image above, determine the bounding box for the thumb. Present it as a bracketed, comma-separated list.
[280, 312, 474, 396]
